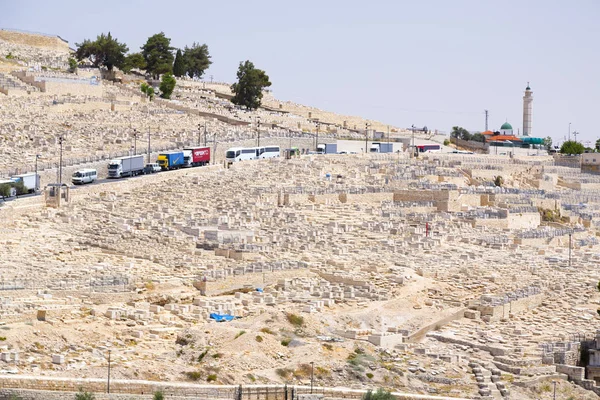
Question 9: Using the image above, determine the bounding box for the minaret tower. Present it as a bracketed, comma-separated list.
[522, 82, 533, 136]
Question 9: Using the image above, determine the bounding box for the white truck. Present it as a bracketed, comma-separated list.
[11, 173, 40, 193]
[107, 155, 145, 178]
[369, 142, 394, 153]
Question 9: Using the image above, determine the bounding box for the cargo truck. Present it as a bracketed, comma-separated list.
[316, 143, 337, 154]
[107, 155, 145, 178]
[11, 172, 40, 193]
[369, 142, 394, 153]
[183, 146, 211, 167]
[157, 151, 185, 171]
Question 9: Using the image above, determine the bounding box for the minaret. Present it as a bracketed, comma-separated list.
[522, 83, 533, 136]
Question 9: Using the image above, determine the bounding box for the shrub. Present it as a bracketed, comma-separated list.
[286, 313, 304, 327]
[443, 139, 450, 146]
[260, 327, 274, 335]
[74, 390, 95, 400]
[212, 352, 223, 359]
[0, 337, 6, 341]
[280, 338, 291, 346]
[255, 335, 263, 343]
[185, 370, 202, 381]
[235, 330, 246, 339]
[275, 368, 293, 378]
[206, 374, 217, 382]
[153, 391, 164, 400]
[322, 343, 333, 351]
[540, 382, 552, 392]
[197, 348, 209, 362]
[362, 388, 394, 400]
[494, 176, 504, 187]
[144, 281, 155, 290]
[366, 372, 374, 379]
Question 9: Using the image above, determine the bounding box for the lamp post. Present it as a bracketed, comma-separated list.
[315, 119, 320, 151]
[204, 120, 208, 146]
[310, 361, 314, 394]
[569, 232, 572, 267]
[198, 123, 201, 146]
[107, 349, 112, 394]
[552, 380, 557, 400]
[35, 154, 41, 192]
[147, 126, 151, 164]
[58, 135, 64, 185]
[568, 122, 571, 142]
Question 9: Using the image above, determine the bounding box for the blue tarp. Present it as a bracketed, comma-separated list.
[209, 313, 234, 322]
[255, 288, 264, 293]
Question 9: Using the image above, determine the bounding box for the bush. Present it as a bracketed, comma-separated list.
[206, 374, 217, 382]
[159, 73, 176, 99]
[280, 338, 291, 346]
[366, 372, 374, 379]
[74, 390, 95, 400]
[153, 391, 164, 400]
[494, 176, 504, 187]
[212, 352, 223, 359]
[286, 313, 304, 327]
[255, 335, 263, 343]
[185, 370, 202, 381]
[197, 348, 209, 362]
[6, 53, 14, 60]
[260, 327, 274, 335]
[443, 139, 450, 146]
[362, 388, 394, 400]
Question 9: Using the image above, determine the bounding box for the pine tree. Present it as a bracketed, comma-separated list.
[173, 49, 186, 77]
[230, 60, 271, 110]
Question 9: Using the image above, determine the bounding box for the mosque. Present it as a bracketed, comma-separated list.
[481, 84, 544, 149]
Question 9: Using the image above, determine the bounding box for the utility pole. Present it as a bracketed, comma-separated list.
[213, 131, 217, 165]
[35, 154, 41, 192]
[198, 123, 201, 146]
[315, 119, 320, 151]
[58, 135, 64, 185]
[107, 349, 112, 393]
[484, 110, 489, 131]
[569, 232, 572, 267]
[573, 131, 579, 143]
[365, 122, 370, 153]
[256, 117, 261, 147]
[568, 122, 571, 141]
[133, 129, 137, 155]
[204, 121, 207, 146]
[310, 361, 314, 394]
[411, 125, 416, 158]
[387, 125, 390, 144]
[552, 380, 557, 400]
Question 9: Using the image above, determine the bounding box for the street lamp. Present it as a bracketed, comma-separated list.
[256, 117, 261, 147]
[34, 154, 41, 192]
[315, 119, 320, 151]
[198, 123, 201, 146]
[552, 380, 557, 400]
[204, 120, 208, 146]
[568, 122, 571, 142]
[107, 349, 112, 394]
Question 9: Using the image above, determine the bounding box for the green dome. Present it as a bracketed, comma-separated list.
[500, 122, 513, 130]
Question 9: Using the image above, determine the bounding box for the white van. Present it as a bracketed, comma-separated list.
[72, 169, 98, 185]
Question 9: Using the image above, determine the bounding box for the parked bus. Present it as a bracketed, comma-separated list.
[226, 147, 258, 163]
[72, 169, 98, 185]
[260, 146, 280, 159]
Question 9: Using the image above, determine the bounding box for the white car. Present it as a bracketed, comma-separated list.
[144, 163, 161, 174]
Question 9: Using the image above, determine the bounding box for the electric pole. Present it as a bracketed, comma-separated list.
[147, 127, 151, 164]
[365, 122, 370, 153]
[315, 119, 320, 151]
[256, 117, 261, 147]
[58, 135, 64, 185]
[573, 131, 579, 142]
[133, 129, 137, 155]
[204, 121, 207, 146]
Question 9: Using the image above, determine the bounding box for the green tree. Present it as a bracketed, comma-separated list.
[141, 32, 174, 79]
[140, 83, 155, 100]
[560, 140, 585, 155]
[471, 133, 485, 142]
[173, 49, 186, 77]
[75, 32, 128, 71]
[595, 138, 600, 152]
[543, 136, 553, 151]
[68, 57, 78, 73]
[159, 73, 176, 99]
[0, 183, 11, 198]
[183, 43, 211, 79]
[153, 391, 165, 400]
[450, 126, 471, 141]
[122, 52, 147, 73]
[231, 60, 272, 110]
[362, 388, 395, 400]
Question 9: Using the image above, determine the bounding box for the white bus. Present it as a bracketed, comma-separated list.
[260, 146, 280, 159]
[225, 147, 258, 163]
[416, 144, 441, 153]
[72, 169, 98, 185]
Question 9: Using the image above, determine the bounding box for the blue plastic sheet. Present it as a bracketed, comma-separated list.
[209, 313, 234, 322]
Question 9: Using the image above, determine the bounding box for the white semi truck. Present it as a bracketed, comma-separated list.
[107, 155, 145, 178]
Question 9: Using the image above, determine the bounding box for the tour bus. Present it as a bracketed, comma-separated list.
[416, 144, 441, 153]
[225, 147, 258, 163]
[71, 169, 98, 185]
[259, 146, 280, 159]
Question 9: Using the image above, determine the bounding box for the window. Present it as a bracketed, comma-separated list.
[242, 149, 254, 154]
[265, 147, 279, 153]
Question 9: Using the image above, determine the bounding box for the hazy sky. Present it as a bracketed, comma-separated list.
[3, 0, 599, 145]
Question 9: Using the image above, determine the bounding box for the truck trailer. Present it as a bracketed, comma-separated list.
[316, 143, 338, 154]
[183, 146, 211, 167]
[11, 172, 40, 193]
[369, 142, 394, 153]
[107, 155, 145, 178]
[157, 151, 185, 170]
